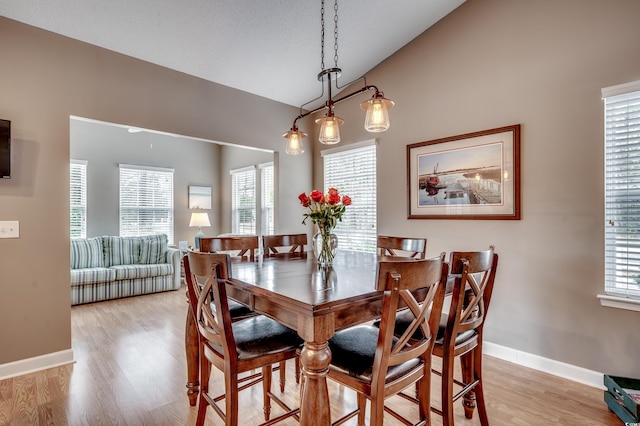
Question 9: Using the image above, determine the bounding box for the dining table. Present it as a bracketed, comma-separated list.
[184, 250, 389, 425]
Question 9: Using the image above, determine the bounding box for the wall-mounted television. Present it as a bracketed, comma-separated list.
[0, 119, 10, 179]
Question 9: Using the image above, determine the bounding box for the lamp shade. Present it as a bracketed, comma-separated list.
[189, 212, 211, 227]
[283, 128, 306, 155]
[361, 95, 394, 132]
[316, 115, 344, 145]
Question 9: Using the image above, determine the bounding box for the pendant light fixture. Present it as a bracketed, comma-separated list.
[283, 0, 394, 155]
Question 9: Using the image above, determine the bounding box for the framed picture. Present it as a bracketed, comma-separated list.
[407, 124, 520, 220]
[188, 185, 212, 209]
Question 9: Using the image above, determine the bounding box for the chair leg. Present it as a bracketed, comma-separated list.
[279, 361, 286, 392]
[224, 367, 240, 426]
[357, 392, 367, 426]
[196, 348, 210, 426]
[262, 365, 272, 421]
[460, 351, 477, 419]
[295, 357, 301, 384]
[473, 347, 489, 426]
[417, 374, 431, 423]
[440, 351, 456, 426]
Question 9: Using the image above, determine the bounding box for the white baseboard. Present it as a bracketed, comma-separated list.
[0, 349, 75, 380]
[484, 341, 605, 390]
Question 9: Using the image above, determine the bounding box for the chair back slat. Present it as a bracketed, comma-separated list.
[377, 235, 427, 259]
[372, 256, 448, 380]
[185, 252, 236, 358]
[199, 236, 259, 262]
[263, 234, 307, 258]
[446, 246, 499, 339]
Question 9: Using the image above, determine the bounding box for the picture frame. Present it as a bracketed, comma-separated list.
[407, 124, 521, 220]
[188, 185, 212, 209]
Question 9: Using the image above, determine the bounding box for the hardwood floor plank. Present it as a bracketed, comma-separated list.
[0, 286, 623, 425]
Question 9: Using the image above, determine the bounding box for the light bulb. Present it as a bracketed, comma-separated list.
[316, 115, 344, 145]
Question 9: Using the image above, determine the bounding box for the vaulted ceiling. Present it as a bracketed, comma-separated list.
[1, 1, 465, 108]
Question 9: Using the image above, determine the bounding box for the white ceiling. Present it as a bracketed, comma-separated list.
[1, 0, 466, 108]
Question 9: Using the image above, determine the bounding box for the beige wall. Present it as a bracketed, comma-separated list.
[2, 0, 640, 378]
[311, 0, 640, 376]
[0, 17, 310, 365]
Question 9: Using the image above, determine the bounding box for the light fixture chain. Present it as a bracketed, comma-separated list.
[320, 0, 325, 71]
[333, 0, 339, 67]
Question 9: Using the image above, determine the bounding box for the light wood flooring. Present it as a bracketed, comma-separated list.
[0, 285, 622, 425]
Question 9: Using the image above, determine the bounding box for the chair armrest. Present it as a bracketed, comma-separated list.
[166, 247, 182, 289]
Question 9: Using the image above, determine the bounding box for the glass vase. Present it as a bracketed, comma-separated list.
[312, 231, 338, 265]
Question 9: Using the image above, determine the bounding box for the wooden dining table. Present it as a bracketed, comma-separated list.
[184, 250, 387, 425]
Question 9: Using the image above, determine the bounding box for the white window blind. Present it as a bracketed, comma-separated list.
[231, 166, 256, 235]
[323, 141, 377, 253]
[119, 164, 174, 244]
[70, 160, 87, 238]
[603, 80, 640, 299]
[261, 162, 275, 235]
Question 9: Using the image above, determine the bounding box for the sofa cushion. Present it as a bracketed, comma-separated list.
[139, 234, 168, 264]
[103, 236, 141, 267]
[71, 237, 104, 269]
[111, 264, 174, 280]
[70, 267, 115, 286]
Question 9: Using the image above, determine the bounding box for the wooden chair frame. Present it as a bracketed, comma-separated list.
[377, 235, 427, 259]
[327, 256, 449, 426]
[262, 234, 307, 259]
[431, 246, 498, 426]
[185, 252, 300, 426]
[199, 236, 259, 262]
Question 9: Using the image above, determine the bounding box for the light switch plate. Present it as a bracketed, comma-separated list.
[0, 221, 19, 238]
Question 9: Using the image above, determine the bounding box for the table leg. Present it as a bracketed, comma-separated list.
[298, 340, 332, 426]
[185, 303, 199, 406]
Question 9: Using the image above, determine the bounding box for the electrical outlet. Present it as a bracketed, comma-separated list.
[0, 221, 19, 238]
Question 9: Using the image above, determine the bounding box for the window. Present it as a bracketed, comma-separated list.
[603, 80, 640, 301]
[323, 140, 377, 253]
[119, 164, 174, 244]
[261, 162, 275, 235]
[70, 160, 87, 238]
[231, 163, 274, 235]
[231, 166, 256, 234]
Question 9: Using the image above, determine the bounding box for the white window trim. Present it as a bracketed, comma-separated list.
[599, 79, 640, 311]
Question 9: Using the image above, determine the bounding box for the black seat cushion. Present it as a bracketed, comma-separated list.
[328, 325, 420, 383]
[227, 299, 254, 319]
[232, 315, 302, 359]
[377, 310, 476, 346]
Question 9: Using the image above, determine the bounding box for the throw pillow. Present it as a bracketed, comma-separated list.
[71, 237, 104, 269]
[139, 234, 168, 264]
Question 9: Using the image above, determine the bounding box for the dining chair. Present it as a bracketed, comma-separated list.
[262, 234, 307, 259]
[199, 235, 259, 262]
[430, 246, 498, 426]
[377, 235, 427, 259]
[326, 255, 449, 426]
[186, 251, 302, 426]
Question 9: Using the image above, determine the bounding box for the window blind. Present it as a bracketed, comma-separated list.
[603, 81, 640, 299]
[260, 163, 275, 235]
[70, 160, 87, 238]
[323, 141, 377, 253]
[231, 166, 256, 235]
[119, 164, 174, 244]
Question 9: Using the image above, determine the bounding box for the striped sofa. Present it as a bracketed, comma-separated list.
[70, 234, 181, 305]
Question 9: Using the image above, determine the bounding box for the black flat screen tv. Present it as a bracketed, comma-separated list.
[0, 119, 10, 179]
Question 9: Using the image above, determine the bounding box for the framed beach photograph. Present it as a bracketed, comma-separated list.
[407, 124, 521, 220]
[188, 185, 212, 209]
